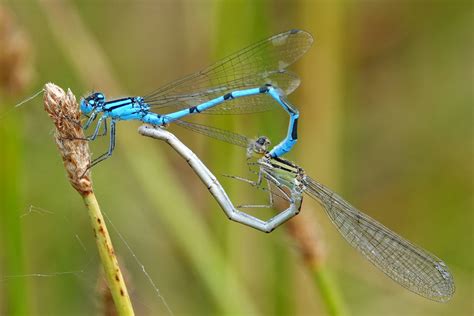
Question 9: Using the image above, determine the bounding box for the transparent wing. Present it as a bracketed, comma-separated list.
[303, 176, 455, 302]
[144, 29, 313, 114]
[149, 70, 300, 115]
[173, 120, 251, 148]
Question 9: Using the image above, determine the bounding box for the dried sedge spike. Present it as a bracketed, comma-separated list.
[0, 7, 32, 94]
[286, 210, 326, 268]
[271, 186, 326, 266]
[43, 83, 92, 194]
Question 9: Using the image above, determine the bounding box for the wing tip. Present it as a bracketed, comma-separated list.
[288, 29, 314, 45]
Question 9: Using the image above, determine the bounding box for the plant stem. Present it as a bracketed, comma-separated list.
[312, 267, 347, 316]
[0, 109, 28, 316]
[285, 210, 347, 316]
[297, 0, 348, 314]
[83, 192, 134, 316]
[43, 83, 134, 315]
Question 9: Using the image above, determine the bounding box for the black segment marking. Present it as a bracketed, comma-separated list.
[106, 98, 134, 111]
[273, 156, 287, 164]
[269, 157, 297, 173]
[189, 106, 201, 113]
[291, 117, 298, 140]
[259, 86, 269, 93]
[279, 96, 296, 113]
[224, 93, 234, 100]
[290, 29, 299, 34]
[272, 162, 295, 173]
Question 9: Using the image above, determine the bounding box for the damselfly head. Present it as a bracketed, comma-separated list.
[255, 136, 271, 152]
[80, 92, 105, 114]
[247, 136, 271, 158]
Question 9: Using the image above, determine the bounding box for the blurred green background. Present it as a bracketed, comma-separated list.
[0, 0, 472, 315]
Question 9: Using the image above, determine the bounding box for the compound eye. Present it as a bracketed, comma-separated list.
[97, 93, 104, 100]
[256, 136, 270, 146]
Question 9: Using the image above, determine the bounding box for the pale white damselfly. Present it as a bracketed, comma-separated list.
[138, 125, 302, 233]
[245, 136, 455, 302]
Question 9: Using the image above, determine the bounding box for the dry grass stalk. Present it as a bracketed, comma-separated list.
[43, 82, 92, 194]
[43, 83, 134, 315]
[285, 209, 327, 268]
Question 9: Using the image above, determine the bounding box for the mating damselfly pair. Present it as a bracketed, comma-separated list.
[141, 125, 455, 303]
[34, 29, 455, 302]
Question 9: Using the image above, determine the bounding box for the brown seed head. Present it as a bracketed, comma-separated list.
[43, 83, 92, 195]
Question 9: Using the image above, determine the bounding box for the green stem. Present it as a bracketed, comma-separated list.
[43, 83, 135, 315]
[312, 267, 347, 316]
[82, 192, 135, 316]
[298, 0, 348, 314]
[0, 111, 28, 316]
